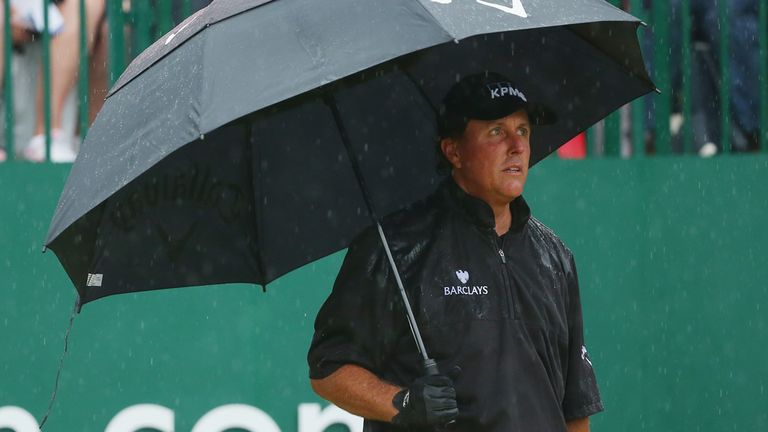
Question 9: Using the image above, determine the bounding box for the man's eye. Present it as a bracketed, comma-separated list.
[516, 128, 529, 137]
[490, 127, 503, 136]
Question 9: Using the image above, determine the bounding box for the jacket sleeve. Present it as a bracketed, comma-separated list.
[307, 227, 405, 380]
[561, 252, 604, 420]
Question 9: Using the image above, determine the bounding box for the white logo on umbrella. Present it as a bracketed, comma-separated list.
[430, 0, 528, 18]
[165, 14, 199, 45]
[86, 273, 103, 287]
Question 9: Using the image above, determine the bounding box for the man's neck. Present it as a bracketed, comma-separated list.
[451, 174, 512, 235]
[492, 205, 512, 236]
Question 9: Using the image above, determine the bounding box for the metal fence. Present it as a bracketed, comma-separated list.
[1, 0, 766, 163]
[596, 0, 767, 157]
[1, 0, 198, 163]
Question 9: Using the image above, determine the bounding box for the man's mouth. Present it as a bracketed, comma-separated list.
[502, 166, 522, 174]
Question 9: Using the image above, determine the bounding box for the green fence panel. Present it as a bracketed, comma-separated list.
[107, 0, 125, 87]
[680, 0, 693, 153]
[603, 111, 621, 157]
[629, 0, 647, 158]
[760, 0, 768, 151]
[718, 0, 731, 153]
[78, 0, 90, 140]
[132, 1, 154, 55]
[651, 1, 671, 154]
[3, 0, 13, 157]
[42, 0, 52, 160]
[601, 0, 622, 156]
[181, 0, 193, 21]
[155, 0, 175, 40]
[586, 122, 605, 157]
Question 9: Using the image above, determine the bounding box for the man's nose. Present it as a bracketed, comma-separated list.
[507, 133, 525, 154]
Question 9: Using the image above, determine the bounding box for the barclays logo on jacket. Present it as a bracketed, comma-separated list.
[443, 269, 489, 296]
[443, 285, 489, 296]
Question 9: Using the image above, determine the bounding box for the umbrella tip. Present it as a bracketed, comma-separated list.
[42, 245, 48, 254]
[639, 21, 648, 28]
[654, 87, 662, 95]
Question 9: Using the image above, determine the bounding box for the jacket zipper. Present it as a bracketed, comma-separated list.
[494, 236, 518, 320]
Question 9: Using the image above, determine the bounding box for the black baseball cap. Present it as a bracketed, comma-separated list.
[437, 72, 557, 138]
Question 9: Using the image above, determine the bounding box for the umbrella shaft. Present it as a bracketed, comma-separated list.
[374, 222, 430, 361]
[323, 93, 432, 364]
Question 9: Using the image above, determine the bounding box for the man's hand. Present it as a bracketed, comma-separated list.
[391, 374, 459, 427]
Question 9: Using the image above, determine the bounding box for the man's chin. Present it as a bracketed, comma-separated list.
[503, 184, 525, 202]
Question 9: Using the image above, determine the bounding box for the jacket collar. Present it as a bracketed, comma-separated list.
[438, 176, 531, 234]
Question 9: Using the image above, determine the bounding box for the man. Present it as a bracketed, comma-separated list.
[308, 72, 602, 431]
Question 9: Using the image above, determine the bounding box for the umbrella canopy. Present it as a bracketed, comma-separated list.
[46, 0, 654, 305]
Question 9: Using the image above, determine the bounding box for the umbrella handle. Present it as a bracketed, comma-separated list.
[423, 358, 440, 376]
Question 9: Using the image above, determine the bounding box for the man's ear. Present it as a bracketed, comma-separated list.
[440, 137, 461, 169]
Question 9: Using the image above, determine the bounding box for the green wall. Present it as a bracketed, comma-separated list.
[1, 156, 767, 431]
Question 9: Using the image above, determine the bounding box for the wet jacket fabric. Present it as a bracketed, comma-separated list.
[308, 178, 603, 432]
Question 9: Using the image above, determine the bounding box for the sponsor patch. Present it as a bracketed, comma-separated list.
[443, 285, 489, 296]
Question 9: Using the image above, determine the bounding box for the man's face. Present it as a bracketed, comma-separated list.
[441, 109, 531, 208]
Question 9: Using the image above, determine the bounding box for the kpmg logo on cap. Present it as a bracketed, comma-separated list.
[486, 82, 528, 102]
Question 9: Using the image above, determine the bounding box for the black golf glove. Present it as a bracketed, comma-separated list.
[391, 373, 459, 427]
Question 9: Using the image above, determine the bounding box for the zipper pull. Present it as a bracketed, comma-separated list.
[498, 249, 506, 263]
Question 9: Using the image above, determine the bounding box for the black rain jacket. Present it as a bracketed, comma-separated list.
[308, 178, 603, 432]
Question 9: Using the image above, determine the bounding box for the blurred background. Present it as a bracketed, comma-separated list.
[1, 0, 767, 431]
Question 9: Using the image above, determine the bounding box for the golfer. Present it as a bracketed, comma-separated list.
[308, 72, 603, 432]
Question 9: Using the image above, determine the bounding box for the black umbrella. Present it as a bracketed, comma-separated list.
[45, 0, 653, 369]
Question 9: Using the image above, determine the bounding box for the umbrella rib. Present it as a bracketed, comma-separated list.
[244, 117, 268, 286]
[412, 0, 457, 42]
[565, 23, 655, 88]
[401, 68, 439, 118]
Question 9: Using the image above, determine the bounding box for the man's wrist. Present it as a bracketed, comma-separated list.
[391, 375, 458, 426]
[390, 388, 409, 422]
[392, 389, 409, 408]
